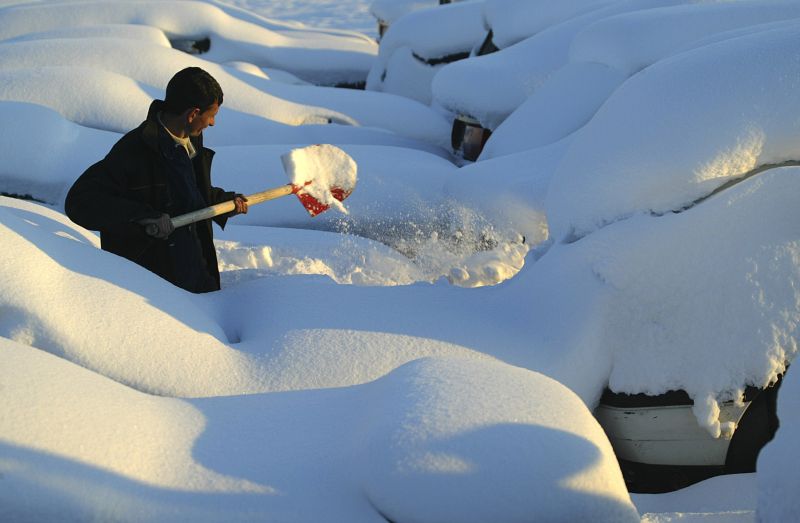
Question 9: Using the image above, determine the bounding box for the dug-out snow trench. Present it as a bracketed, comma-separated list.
[218, 200, 531, 289]
[212, 143, 534, 288]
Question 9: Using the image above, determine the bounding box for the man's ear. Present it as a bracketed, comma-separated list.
[185, 107, 201, 123]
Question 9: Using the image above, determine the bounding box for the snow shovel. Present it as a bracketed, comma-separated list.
[151, 144, 357, 234]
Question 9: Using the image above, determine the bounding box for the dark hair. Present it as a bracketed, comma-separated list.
[163, 67, 223, 114]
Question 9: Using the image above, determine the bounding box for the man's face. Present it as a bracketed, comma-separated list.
[187, 102, 219, 137]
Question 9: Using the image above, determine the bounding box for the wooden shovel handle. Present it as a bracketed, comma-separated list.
[170, 184, 295, 229]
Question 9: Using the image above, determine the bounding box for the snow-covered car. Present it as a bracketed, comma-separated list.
[439, 0, 800, 161]
[596, 377, 783, 493]
[437, 0, 674, 161]
[366, 0, 486, 105]
[541, 16, 800, 491]
[368, 0, 619, 156]
[370, 0, 438, 40]
[435, 0, 621, 160]
[369, 0, 471, 40]
[0, 0, 378, 87]
[0, 2, 455, 160]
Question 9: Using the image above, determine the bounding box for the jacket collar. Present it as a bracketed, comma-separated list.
[141, 99, 204, 153]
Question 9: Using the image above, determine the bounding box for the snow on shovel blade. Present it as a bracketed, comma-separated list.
[294, 185, 352, 217]
[281, 144, 357, 217]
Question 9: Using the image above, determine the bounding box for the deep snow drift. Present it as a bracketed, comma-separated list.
[1, 337, 639, 523]
[2, 0, 800, 521]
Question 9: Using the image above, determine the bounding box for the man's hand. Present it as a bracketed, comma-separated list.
[138, 213, 175, 239]
[233, 194, 248, 215]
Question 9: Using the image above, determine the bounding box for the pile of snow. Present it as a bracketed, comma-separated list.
[210, 166, 800, 432]
[582, 167, 798, 435]
[215, 226, 428, 286]
[0, 340, 639, 522]
[634, 474, 757, 519]
[219, 0, 378, 38]
[370, 0, 438, 25]
[432, 0, 691, 131]
[0, 37, 450, 148]
[757, 367, 800, 522]
[281, 143, 358, 215]
[442, 138, 569, 244]
[0, 101, 118, 203]
[569, 0, 800, 77]
[0, 0, 378, 86]
[0, 197, 520, 395]
[0, 0, 455, 151]
[481, 0, 800, 159]
[482, 0, 615, 49]
[5, 0, 800, 520]
[481, 60, 626, 159]
[366, 1, 485, 104]
[0, 197, 269, 397]
[360, 358, 639, 523]
[211, 142, 529, 286]
[547, 23, 800, 241]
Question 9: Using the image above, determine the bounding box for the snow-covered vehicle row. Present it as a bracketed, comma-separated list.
[372, 0, 800, 160]
[0, 0, 378, 86]
[2, 0, 800, 520]
[0, 0, 454, 157]
[366, 0, 800, 493]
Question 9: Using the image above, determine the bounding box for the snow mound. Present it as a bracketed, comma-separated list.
[481, 60, 625, 158]
[569, 0, 800, 77]
[443, 138, 570, 244]
[587, 167, 799, 433]
[216, 225, 427, 286]
[281, 143, 357, 215]
[633, 473, 756, 516]
[0, 0, 377, 86]
[475, 0, 800, 159]
[363, 357, 639, 523]
[370, 0, 437, 25]
[0, 101, 117, 203]
[0, 29, 450, 150]
[0, 341, 638, 522]
[366, 1, 484, 104]
[483, 0, 614, 49]
[0, 196, 268, 397]
[431, 0, 691, 131]
[547, 23, 800, 242]
[757, 366, 800, 522]
[0, 38, 353, 130]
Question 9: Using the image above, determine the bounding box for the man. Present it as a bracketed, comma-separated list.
[65, 67, 248, 293]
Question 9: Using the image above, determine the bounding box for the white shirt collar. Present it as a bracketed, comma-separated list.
[157, 112, 197, 159]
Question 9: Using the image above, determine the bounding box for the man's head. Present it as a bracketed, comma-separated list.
[163, 67, 223, 137]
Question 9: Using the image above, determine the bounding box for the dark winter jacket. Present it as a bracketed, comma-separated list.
[65, 100, 235, 292]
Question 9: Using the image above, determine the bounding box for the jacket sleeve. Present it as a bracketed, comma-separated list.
[65, 159, 161, 238]
[209, 186, 237, 229]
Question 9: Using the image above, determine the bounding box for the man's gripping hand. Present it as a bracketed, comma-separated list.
[138, 213, 175, 239]
[233, 194, 248, 215]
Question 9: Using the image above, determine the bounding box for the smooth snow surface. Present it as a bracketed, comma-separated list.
[0, 0, 378, 85]
[3, 0, 800, 521]
[0, 340, 639, 523]
[366, 1, 485, 104]
[483, 0, 615, 49]
[634, 474, 756, 516]
[547, 23, 800, 241]
[583, 167, 798, 435]
[757, 367, 800, 522]
[431, 0, 697, 131]
[370, 0, 437, 25]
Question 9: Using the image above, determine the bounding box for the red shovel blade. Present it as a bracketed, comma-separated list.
[294, 185, 353, 217]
